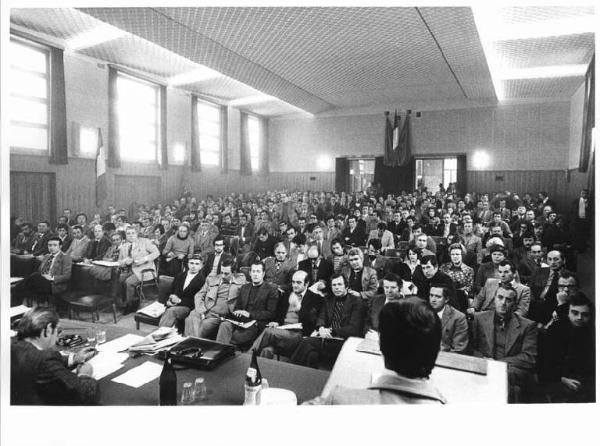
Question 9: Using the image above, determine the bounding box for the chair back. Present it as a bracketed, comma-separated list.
[157, 275, 175, 304]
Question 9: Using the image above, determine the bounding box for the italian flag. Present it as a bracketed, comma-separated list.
[96, 128, 107, 207]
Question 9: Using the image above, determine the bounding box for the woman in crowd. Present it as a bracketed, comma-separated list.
[440, 242, 473, 312]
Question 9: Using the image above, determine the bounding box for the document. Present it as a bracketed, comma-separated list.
[356, 338, 382, 356]
[9, 305, 29, 318]
[96, 334, 144, 354]
[137, 301, 166, 318]
[112, 361, 163, 388]
[87, 352, 129, 380]
[221, 317, 256, 329]
[92, 260, 120, 267]
[278, 323, 303, 330]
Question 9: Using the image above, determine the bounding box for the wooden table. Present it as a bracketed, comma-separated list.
[321, 337, 508, 403]
[60, 319, 330, 405]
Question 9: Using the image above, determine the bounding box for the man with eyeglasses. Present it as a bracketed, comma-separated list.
[541, 271, 579, 329]
[11, 308, 98, 405]
[251, 270, 322, 359]
[471, 286, 537, 403]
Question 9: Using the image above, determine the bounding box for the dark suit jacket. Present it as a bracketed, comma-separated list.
[202, 252, 225, 277]
[11, 339, 98, 405]
[472, 278, 531, 318]
[365, 294, 386, 333]
[471, 311, 537, 371]
[276, 289, 323, 336]
[32, 232, 55, 256]
[85, 236, 111, 260]
[414, 270, 457, 308]
[341, 226, 366, 247]
[167, 270, 206, 309]
[234, 281, 279, 330]
[316, 292, 363, 339]
[435, 223, 457, 237]
[299, 258, 334, 285]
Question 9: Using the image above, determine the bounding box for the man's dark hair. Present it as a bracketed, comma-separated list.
[102, 222, 116, 232]
[213, 236, 225, 245]
[16, 308, 59, 340]
[498, 259, 516, 273]
[72, 225, 84, 232]
[559, 270, 579, 287]
[48, 236, 62, 246]
[55, 223, 69, 232]
[21, 222, 34, 230]
[420, 255, 438, 267]
[75, 213, 88, 222]
[570, 292, 593, 311]
[377, 222, 387, 231]
[250, 261, 265, 272]
[379, 298, 441, 378]
[429, 284, 449, 300]
[257, 227, 269, 236]
[292, 234, 306, 245]
[330, 238, 343, 249]
[330, 273, 348, 288]
[368, 238, 382, 251]
[221, 256, 234, 268]
[382, 273, 402, 287]
[412, 223, 423, 233]
[38, 221, 51, 227]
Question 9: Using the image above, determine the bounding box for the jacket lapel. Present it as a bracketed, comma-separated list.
[483, 281, 499, 310]
[441, 305, 451, 327]
[504, 314, 521, 354]
[482, 311, 495, 356]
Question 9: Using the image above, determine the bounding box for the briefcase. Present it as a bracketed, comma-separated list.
[167, 337, 236, 370]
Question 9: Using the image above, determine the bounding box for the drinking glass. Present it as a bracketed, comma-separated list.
[193, 377, 207, 401]
[181, 382, 194, 405]
[96, 329, 107, 344]
[86, 328, 96, 347]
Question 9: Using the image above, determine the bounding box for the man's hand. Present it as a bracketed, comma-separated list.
[122, 257, 133, 266]
[316, 281, 326, 291]
[83, 258, 92, 265]
[36, 255, 45, 261]
[310, 330, 319, 337]
[74, 346, 97, 365]
[561, 377, 582, 392]
[467, 307, 475, 315]
[556, 290, 569, 306]
[347, 289, 361, 298]
[233, 310, 250, 318]
[41, 273, 53, 281]
[318, 327, 332, 338]
[177, 254, 185, 260]
[267, 322, 279, 328]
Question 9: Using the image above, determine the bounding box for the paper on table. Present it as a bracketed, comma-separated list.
[112, 361, 163, 388]
[9, 305, 30, 318]
[92, 260, 120, 267]
[87, 352, 129, 380]
[96, 334, 144, 354]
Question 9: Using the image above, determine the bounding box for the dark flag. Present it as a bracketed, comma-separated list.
[397, 111, 411, 167]
[383, 111, 395, 166]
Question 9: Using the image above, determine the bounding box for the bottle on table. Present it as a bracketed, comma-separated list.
[159, 352, 177, 406]
[243, 349, 263, 406]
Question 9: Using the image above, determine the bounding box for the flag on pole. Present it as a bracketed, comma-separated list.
[397, 111, 411, 167]
[383, 111, 395, 166]
[392, 110, 400, 161]
[96, 128, 107, 207]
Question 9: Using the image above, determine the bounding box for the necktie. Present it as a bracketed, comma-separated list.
[275, 261, 281, 272]
[41, 255, 54, 275]
[541, 270, 559, 301]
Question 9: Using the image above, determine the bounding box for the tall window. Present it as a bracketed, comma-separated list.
[197, 101, 221, 166]
[9, 38, 50, 151]
[443, 158, 457, 187]
[248, 115, 260, 171]
[116, 73, 159, 161]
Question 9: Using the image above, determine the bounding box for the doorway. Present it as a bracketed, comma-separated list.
[415, 157, 458, 192]
[348, 158, 375, 192]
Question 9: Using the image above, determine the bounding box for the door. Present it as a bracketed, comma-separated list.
[10, 171, 56, 224]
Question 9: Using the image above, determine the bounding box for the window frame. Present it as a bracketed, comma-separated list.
[8, 35, 51, 155]
[247, 113, 261, 172]
[115, 70, 161, 164]
[196, 99, 222, 167]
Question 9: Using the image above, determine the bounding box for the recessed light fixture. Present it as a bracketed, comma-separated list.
[65, 24, 128, 51]
[167, 67, 223, 86]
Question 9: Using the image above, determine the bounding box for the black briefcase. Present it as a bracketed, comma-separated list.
[166, 337, 236, 370]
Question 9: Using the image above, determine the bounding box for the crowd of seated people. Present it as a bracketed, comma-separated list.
[10, 185, 594, 403]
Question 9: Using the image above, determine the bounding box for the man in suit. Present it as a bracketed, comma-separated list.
[234, 214, 254, 253]
[517, 242, 547, 286]
[290, 274, 364, 368]
[470, 260, 531, 317]
[252, 228, 277, 260]
[341, 215, 366, 247]
[251, 270, 323, 359]
[11, 308, 98, 405]
[55, 223, 73, 253]
[436, 213, 458, 238]
[429, 285, 469, 353]
[202, 236, 227, 277]
[183, 258, 246, 338]
[306, 298, 446, 405]
[311, 225, 332, 258]
[414, 255, 457, 308]
[64, 225, 90, 262]
[215, 261, 279, 347]
[365, 238, 389, 280]
[31, 221, 54, 257]
[461, 220, 482, 267]
[11, 222, 39, 254]
[323, 216, 341, 249]
[364, 273, 405, 337]
[158, 255, 206, 329]
[471, 286, 537, 402]
[341, 247, 378, 303]
[84, 224, 111, 262]
[299, 244, 334, 289]
[193, 219, 217, 258]
[530, 249, 566, 325]
[118, 226, 160, 314]
[263, 242, 297, 294]
[15, 237, 72, 305]
[367, 222, 395, 251]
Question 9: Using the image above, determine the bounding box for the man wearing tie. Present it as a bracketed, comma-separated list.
[15, 237, 72, 306]
[64, 225, 90, 263]
[159, 255, 206, 329]
[312, 225, 331, 258]
[530, 250, 566, 327]
[118, 226, 160, 314]
[263, 242, 297, 295]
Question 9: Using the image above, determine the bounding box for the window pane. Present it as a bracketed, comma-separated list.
[202, 151, 219, 166]
[197, 103, 220, 121]
[10, 124, 47, 150]
[10, 69, 47, 98]
[250, 156, 259, 172]
[80, 127, 99, 155]
[117, 76, 156, 105]
[117, 101, 157, 124]
[201, 136, 220, 152]
[10, 41, 47, 73]
[198, 120, 220, 136]
[9, 96, 47, 125]
[173, 143, 185, 163]
[444, 158, 457, 170]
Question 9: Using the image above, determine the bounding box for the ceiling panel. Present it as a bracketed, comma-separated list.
[11, 8, 100, 40]
[502, 76, 585, 99]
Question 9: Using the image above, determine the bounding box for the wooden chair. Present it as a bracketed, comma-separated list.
[68, 294, 118, 324]
[134, 275, 175, 330]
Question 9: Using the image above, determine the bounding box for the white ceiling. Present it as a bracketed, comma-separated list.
[9, 6, 595, 117]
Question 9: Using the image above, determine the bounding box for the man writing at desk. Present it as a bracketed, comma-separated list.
[306, 298, 446, 404]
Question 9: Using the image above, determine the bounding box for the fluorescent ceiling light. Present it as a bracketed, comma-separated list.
[229, 95, 275, 107]
[167, 67, 222, 86]
[497, 64, 588, 80]
[65, 24, 128, 51]
[488, 15, 596, 41]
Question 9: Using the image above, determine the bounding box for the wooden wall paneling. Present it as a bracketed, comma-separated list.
[10, 171, 56, 224]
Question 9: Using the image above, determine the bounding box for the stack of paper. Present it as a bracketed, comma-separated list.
[112, 362, 163, 388]
[136, 301, 166, 318]
[97, 334, 144, 354]
[87, 352, 130, 380]
[128, 327, 183, 353]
